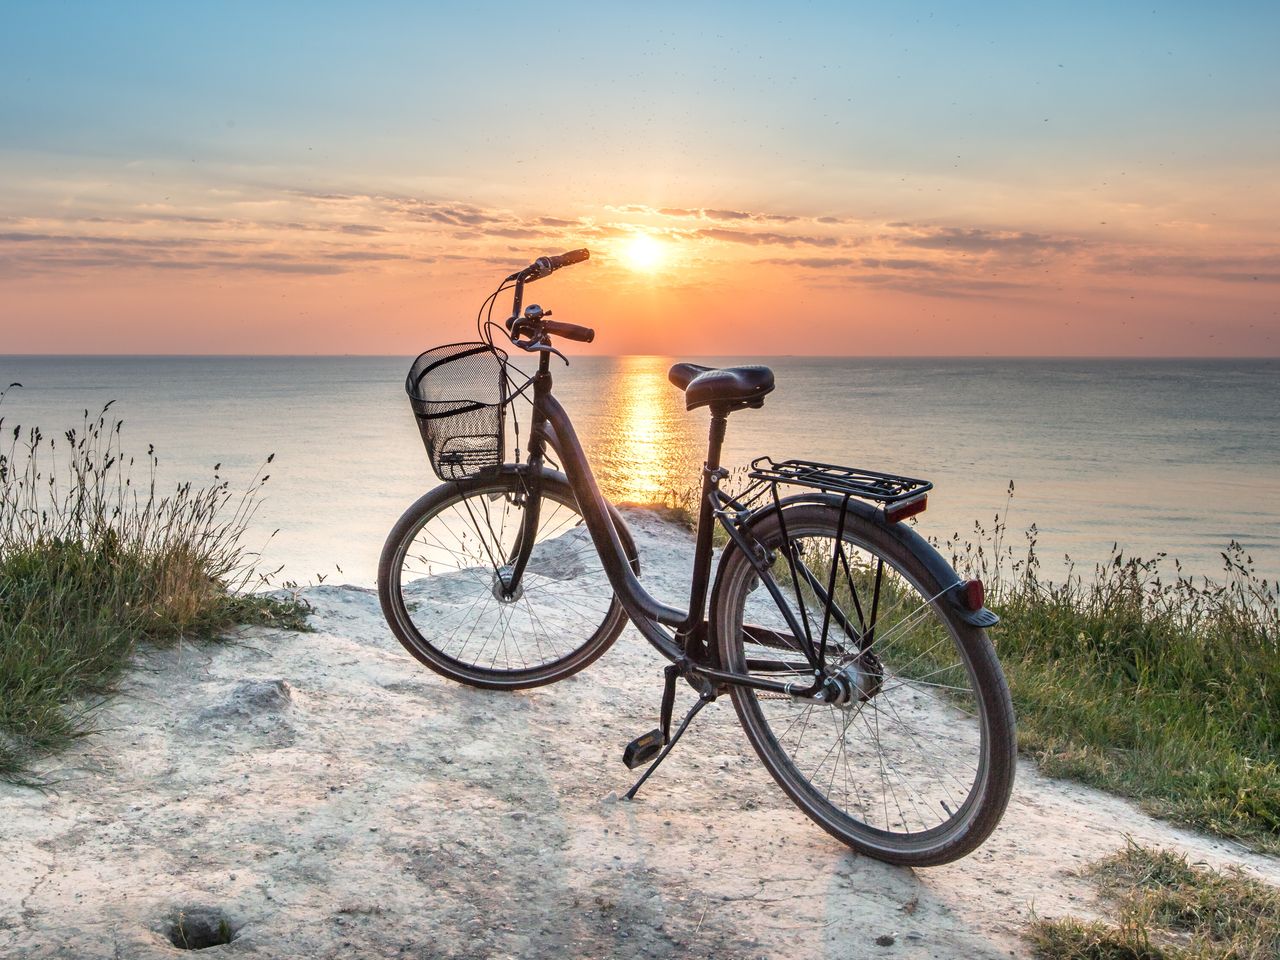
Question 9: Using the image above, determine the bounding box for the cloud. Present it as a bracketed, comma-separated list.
[486, 227, 550, 239]
[0, 231, 260, 250]
[326, 251, 410, 261]
[897, 226, 1079, 254]
[0, 230, 358, 276]
[419, 208, 498, 226]
[757, 256, 861, 269]
[860, 257, 946, 272]
[695, 228, 841, 248]
[644, 206, 817, 226]
[220, 260, 348, 274]
[851, 273, 1038, 299]
[757, 249, 1042, 301]
[757, 254, 948, 273]
[1095, 252, 1280, 284]
[384, 198, 510, 227]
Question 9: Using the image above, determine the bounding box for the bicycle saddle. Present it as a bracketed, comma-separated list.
[668, 362, 775, 412]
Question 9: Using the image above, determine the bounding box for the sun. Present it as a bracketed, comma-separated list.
[619, 233, 667, 272]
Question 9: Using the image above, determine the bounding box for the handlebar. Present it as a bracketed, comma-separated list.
[495, 247, 594, 354]
[510, 248, 590, 283]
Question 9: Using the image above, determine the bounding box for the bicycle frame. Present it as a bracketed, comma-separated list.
[509, 348, 834, 701]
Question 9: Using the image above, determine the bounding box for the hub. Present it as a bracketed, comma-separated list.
[827, 650, 884, 708]
[491, 565, 524, 603]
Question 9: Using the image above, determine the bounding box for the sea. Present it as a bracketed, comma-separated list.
[1, 356, 1276, 588]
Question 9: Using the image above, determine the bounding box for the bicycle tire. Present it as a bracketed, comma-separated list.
[711, 501, 1016, 866]
[379, 469, 629, 690]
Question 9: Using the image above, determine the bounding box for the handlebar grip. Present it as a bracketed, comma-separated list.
[548, 248, 590, 270]
[543, 319, 594, 343]
[523, 248, 591, 282]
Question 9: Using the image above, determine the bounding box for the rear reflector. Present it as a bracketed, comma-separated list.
[960, 579, 985, 611]
[884, 494, 928, 523]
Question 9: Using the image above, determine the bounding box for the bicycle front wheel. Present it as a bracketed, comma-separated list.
[712, 501, 1016, 866]
[378, 469, 628, 689]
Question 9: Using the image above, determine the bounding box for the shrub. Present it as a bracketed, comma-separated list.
[0, 396, 306, 781]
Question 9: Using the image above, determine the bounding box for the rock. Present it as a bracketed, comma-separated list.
[198, 679, 293, 722]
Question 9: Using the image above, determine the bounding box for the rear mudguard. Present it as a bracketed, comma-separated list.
[711, 490, 998, 629]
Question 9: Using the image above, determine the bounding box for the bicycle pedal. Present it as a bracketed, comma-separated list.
[622, 729, 664, 769]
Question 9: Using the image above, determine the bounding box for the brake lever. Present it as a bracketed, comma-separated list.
[513, 339, 569, 365]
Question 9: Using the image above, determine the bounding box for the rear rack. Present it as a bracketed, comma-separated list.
[748, 456, 933, 503]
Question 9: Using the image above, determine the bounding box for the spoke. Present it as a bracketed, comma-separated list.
[772, 702, 817, 747]
[877, 692, 977, 799]
[435, 583, 491, 641]
[879, 676, 976, 697]
[453, 595, 504, 662]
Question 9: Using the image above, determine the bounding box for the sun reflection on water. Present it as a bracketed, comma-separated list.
[589, 356, 701, 506]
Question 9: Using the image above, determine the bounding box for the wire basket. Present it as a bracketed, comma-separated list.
[406, 342, 509, 481]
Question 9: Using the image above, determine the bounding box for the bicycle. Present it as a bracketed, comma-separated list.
[378, 249, 1016, 866]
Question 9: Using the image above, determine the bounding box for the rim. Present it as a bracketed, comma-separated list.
[725, 516, 990, 844]
[391, 479, 618, 677]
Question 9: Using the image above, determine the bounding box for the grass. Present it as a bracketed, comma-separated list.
[0, 393, 308, 782]
[1029, 842, 1280, 960]
[946, 484, 1280, 853]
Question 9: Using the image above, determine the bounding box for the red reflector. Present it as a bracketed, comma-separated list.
[884, 494, 927, 523]
[961, 579, 985, 611]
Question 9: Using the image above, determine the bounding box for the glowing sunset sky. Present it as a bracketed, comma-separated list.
[2, 2, 1277, 355]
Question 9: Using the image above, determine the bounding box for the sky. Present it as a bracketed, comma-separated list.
[1, 1, 1277, 356]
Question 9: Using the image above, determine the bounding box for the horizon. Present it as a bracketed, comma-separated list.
[3, 2, 1278, 356]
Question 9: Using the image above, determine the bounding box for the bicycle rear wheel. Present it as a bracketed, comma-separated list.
[712, 501, 1016, 866]
[379, 469, 628, 689]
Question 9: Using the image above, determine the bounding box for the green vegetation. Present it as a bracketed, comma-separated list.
[948, 484, 1279, 853]
[0, 395, 308, 782]
[1029, 843, 1280, 960]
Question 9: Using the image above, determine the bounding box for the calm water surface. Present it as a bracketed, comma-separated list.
[2, 356, 1276, 586]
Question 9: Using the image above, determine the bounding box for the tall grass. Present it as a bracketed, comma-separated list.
[946, 484, 1280, 852]
[0, 392, 306, 781]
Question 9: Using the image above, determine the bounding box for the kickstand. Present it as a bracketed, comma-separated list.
[659, 663, 679, 743]
[624, 682, 714, 801]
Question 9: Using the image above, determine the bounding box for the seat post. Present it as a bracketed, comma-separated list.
[705, 408, 728, 473]
[680, 410, 729, 633]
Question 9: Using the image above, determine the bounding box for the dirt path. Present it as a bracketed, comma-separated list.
[3, 511, 1277, 958]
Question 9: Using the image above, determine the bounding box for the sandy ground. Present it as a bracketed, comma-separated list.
[2, 510, 1277, 959]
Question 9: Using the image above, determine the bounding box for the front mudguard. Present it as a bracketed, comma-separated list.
[711, 490, 998, 629]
